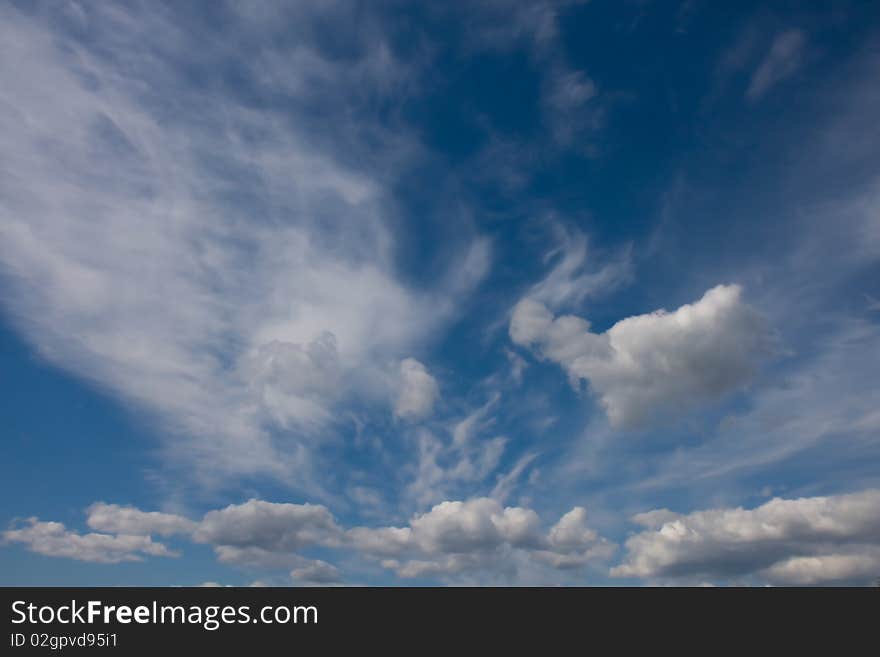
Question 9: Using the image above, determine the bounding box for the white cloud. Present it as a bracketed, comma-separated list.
[190, 499, 344, 570]
[194, 499, 343, 553]
[490, 452, 539, 503]
[405, 426, 506, 508]
[86, 503, 196, 537]
[452, 393, 498, 446]
[760, 550, 880, 585]
[613, 489, 880, 584]
[6, 496, 612, 583]
[291, 559, 343, 584]
[530, 507, 616, 568]
[624, 319, 880, 491]
[350, 497, 612, 579]
[542, 68, 602, 146]
[239, 333, 342, 429]
[347, 526, 415, 559]
[456, 0, 581, 54]
[747, 29, 806, 101]
[410, 499, 542, 553]
[213, 546, 309, 571]
[526, 226, 633, 311]
[2, 518, 176, 563]
[394, 359, 439, 421]
[545, 71, 596, 112]
[547, 507, 598, 550]
[0, 4, 488, 490]
[505, 348, 528, 385]
[511, 284, 774, 428]
[631, 509, 682, 529]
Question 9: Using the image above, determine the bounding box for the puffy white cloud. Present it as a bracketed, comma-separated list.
[410, 499, 542, 552]
[86, 503, 196, 537]
[2, 518, 176, 563]
[214, 546, 310, 571]
[631, 509, 681, 529]
[394, 359, 439, 421]
[350, 499, 536, 560]
[511, 284, 773, 428]
[612, 489, 880, 584]
[615, 319, 880, 492]
[760, 550, 880, 585]
[351, 497, 612, 579]
[6, 496, 612, 582]
[194, 499, 342, 552]
[747, 29, 806, 101]
[547, 507, 598, 550]
[291, 559, 343, 584]
[190, 499, 344, 571]
[530, 507, 616, 568]
[509, 298, 556, 346]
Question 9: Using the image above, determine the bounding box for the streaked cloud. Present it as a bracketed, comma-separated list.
[747, 29, 807, 101]
[0, 3, 488, 491]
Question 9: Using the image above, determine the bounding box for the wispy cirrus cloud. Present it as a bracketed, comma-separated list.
[747, 29, 807, 101]
[0, 3, 488, 492]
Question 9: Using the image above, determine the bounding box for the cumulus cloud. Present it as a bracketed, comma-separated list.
[350, 497, 613, 579]
[212, 546, 304, 570]
[11, 499, 347, 573]
[188, 499, 345, 570]
[612, 489, 880, 585]
[511, 284, 774, 428]
[530, 507, 616, 568]
[194, 499, 343, 554]
[409, 499, 542, 553]
[291, 559, 344, 585]
[747, 29, 806, 101]
[6, 497, 612, 582]
[394, 359, 439, 421]
[760, 550, 880, 586]
[2, 519, 176, 563]
[612, 319, 880, 492]
[86, 503, 196, 537]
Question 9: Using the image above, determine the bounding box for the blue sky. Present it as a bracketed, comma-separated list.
[1, 0, 879, 586]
